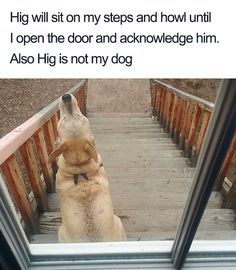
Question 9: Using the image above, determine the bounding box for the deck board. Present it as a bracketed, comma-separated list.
[33, 208, 236, 243]
[46, 191, 222, 212]
[38, 208, 235, 234]
[31, 229, 236, 243]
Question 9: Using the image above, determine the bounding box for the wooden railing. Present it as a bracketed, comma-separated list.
[150, 79, 236, 207]
[0, 79, 88, 233]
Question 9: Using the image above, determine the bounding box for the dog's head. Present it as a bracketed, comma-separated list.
[59, 94, 82, 117]
[57, 94, 91, 141]
[48, 138, 98, 165]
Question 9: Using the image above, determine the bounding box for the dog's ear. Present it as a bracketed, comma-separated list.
[84, 141, 98, 163]
[47, 143, 67, 163]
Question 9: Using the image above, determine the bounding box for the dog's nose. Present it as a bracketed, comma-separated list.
[62, 94, 71, 102]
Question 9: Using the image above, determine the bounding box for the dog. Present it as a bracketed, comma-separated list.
[48, 138, 127, 242]
[57, 93, 94, 145]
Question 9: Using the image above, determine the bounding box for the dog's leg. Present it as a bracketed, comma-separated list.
[113, 215, 127, 241]
[90, 133, 96, 146]
[58, 224, 69, 243]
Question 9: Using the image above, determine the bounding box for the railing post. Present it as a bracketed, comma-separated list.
[20, 139, 49, 212]
[174, 99, 185, 145]
[76, 84, 88, 115]
[43, 120, 58, 179]
[34, 128, 55, 193]
[192, 109, 211, 166]
[220, 136, 236, 207]
[51, 113, 59, 139]
[149, 80, 157, 117]
[159, 88, 166, 126]
[1, 155, 39, 233]
[166, 92, 174, 133]
[185, 104, 201, 159]
[163, 91, 171, 131]
[155, 86, 162, 120]
[169, 96, 179, 138]
[179, 101, 191, 150]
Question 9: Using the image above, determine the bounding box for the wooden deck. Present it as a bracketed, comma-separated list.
[30, 113, 236, 243]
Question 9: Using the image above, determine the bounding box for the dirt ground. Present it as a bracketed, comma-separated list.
[87, 79, 151, 113]
[161, 79, 220, 102]
[0, 78, 234, 184]
[0, 79, 81, 138]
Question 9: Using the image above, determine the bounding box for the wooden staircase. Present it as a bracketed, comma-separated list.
[31, 112, 236, 243]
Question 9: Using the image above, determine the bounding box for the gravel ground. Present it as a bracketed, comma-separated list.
[87, 79, 151, 113]
[160, 79, 220, 102]
[0, 79, 81, 137]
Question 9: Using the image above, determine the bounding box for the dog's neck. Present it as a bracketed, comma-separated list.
[72, 162, 104, 184]
[60, 112, 85, 120]
[58, 154, 103, 176]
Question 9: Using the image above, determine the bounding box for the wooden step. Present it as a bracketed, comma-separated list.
[90, 118, 156, 125]
[97, 167, 195, 179]
[97, 150, 183, 160]
[47, 191, 222, 212]
[91, 126, 164, 133]
[99, 150, 183, 160]
[30, 229, 236, 244]
[94, 133, 171, 140]
[99, 157, 190, 169]
[36, 208, 236, 240]
[88, 112, 152, 118]
[94, 138, 174, 145]
[91, 121, 159, 126]
[96, 143, 178, 151]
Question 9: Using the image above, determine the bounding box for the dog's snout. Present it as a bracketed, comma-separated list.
[62, 94, 71, 102]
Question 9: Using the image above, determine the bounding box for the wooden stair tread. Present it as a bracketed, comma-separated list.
[102, 167, 195, 179]
[37, 208, 236, 240]
[47, 191, 223, 212]
[88, 112, 152, 118]
[31, 229, 236, 244]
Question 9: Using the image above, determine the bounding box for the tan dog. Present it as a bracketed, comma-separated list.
[57, 93, 94, 145]
[48, 138, 127, 242]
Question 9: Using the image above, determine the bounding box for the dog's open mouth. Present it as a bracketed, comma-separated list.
[62, 94, 73, 114]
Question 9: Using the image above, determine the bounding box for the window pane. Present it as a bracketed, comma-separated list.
[2, 79, 234, 256]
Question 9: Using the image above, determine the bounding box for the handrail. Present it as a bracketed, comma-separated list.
[0, 79, 88, 233]
[151, 79, 214, 110]
[150, 79, 236, 208]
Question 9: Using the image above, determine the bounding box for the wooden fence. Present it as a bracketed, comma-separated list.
[150, 79, 236, 207]
[0, 79, 87, 233]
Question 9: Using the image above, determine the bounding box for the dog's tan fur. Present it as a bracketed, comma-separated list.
[48, 94, 126, 242]
[49, 138, 127, 242]
[57, 94, 94, 145]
